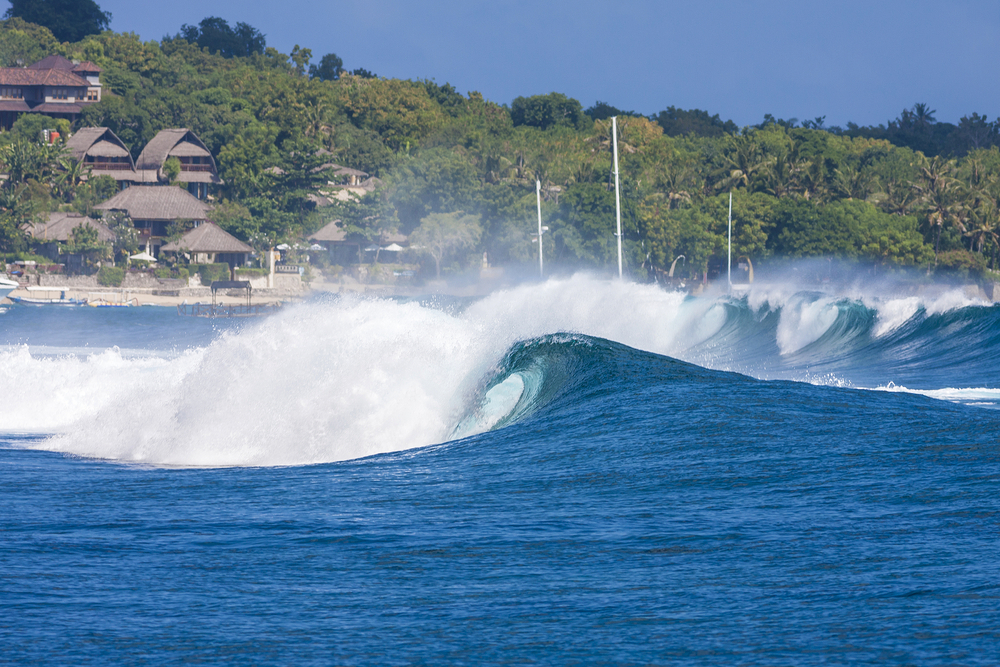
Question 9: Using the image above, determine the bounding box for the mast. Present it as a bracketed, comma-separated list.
[727, 191, 733, 291]
[613, 116, 623, 279]
[536, 179, 544, 278]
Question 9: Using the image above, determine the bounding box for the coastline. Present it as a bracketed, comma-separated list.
[0, 279, 435, 308]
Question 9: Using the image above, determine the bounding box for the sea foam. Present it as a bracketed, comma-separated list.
[2, 274, 992, 466]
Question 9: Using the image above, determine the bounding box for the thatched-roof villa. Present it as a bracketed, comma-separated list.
[28, 212, 115, 244]
[65, 127, 135, 183]
[95, 185, 211, 256]
[27, 212, 116, 268]
[136, 129, 222, 198]
[160, 222, 252, 267]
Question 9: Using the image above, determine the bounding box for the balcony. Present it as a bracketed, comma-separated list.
[89, 162, 134, 171]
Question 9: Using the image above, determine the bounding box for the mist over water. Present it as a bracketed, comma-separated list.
[2, 273, 997, 467]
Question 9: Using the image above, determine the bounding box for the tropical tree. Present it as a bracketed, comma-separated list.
[5, 0, 111, 43]
[717, 132, 773, 192]
[409, 211, 482, 278]
[914, 155, 964, 258]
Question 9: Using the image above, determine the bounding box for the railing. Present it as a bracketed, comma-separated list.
[275, 265, 301, 274]
[179, 164, 214, 172]
[87, 162, 133, 170]
[177, 302, 282, 318]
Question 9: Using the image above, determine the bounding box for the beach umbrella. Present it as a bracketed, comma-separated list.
[130, 251, 157, 262]
[382, 243, 404, 252]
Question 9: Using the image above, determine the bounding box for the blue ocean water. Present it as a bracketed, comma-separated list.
[2, 277, 999, 664]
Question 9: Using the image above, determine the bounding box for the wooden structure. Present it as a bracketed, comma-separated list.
[0, 55, 102, 129]
[65, 127, 135, 186]
[95, 186, 212, 257]
[135, 129, 222, 199]
[159, 221, 252, 267]
[177, 280, 280, 318]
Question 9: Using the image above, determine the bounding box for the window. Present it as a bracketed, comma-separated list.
[0, 87, 22, 99]
[86, 89, 99, 101]
[50, 88, 68, 100]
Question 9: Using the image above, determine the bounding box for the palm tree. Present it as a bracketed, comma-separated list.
[54, 156, 91, 200]
[873, 176, 918, 216]
[761, 148, 799, 198]
[798, 157, 829, 202]
[831, 164, 878, 200]
[914, 155, 963, 259]
[717, 133, 773, 192]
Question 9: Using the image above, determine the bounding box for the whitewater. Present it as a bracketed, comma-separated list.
[1, 274, 997, 466]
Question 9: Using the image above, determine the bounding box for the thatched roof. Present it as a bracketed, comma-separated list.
[135, 129, 220, 184]
[168, 142, 211, 157]
[160, 222, 252, 254]
[136, 129, 214, 169]
[94, 186, 211, 221]
[29, 213, 115, 243]
[66, 127, 132, 163]
[308, 219, 347, 242]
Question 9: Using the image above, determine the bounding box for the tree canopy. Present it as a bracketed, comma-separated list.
[4, 0, 110, 43]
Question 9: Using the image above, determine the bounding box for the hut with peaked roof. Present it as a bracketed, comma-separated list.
[160, 222, 252, 268]
[65, 127, 135, 185]
[309, 219, 362, 264]
[94, 186, 212, 257]
[27, 212, 116, 268]
[135, 129, 222, 199]
[0, 54, 102, 129]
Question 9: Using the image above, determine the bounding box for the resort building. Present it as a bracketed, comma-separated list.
[309, 219, 407, 265]
[27, 212, 116, 269]
[159, 222, 252, 269]
[94, 186, 212, 257]
[0, 55, 102, 129]
[65, 127, 135, 187]
[135, 129, 222, 199]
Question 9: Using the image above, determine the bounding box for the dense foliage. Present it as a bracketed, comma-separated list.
[4, 0, 110, 43]
[1, 16, 999, 282]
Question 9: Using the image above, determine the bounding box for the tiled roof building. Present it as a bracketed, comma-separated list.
[0, 55, 102, 129]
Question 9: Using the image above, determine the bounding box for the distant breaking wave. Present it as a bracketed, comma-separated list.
[1, 274, 997, 467]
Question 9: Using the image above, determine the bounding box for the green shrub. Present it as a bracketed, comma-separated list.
[195, 263, 231, 285]
[234, 267, 267, 278]
[177, 267, 189, 280]
[154, 267, 172, 279]
[97, 266, 124, 286]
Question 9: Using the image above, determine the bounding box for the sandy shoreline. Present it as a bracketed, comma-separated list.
[0, 280, 421, 307]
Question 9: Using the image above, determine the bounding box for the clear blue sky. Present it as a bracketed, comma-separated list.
[59, 0, 1000, 127]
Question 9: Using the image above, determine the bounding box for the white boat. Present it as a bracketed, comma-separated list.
[86, 291, 137, 307]
[8, 286, 87, 306]
[0, 276, 18, 301]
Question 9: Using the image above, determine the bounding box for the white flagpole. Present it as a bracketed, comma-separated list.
[613, 116, 623, 279]
[727, 191, 733, 291]
[536, 179, 544, 278]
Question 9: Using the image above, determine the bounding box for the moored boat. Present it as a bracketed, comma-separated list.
[8, 286, 87, 306]
[0, 276, 18, 301]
